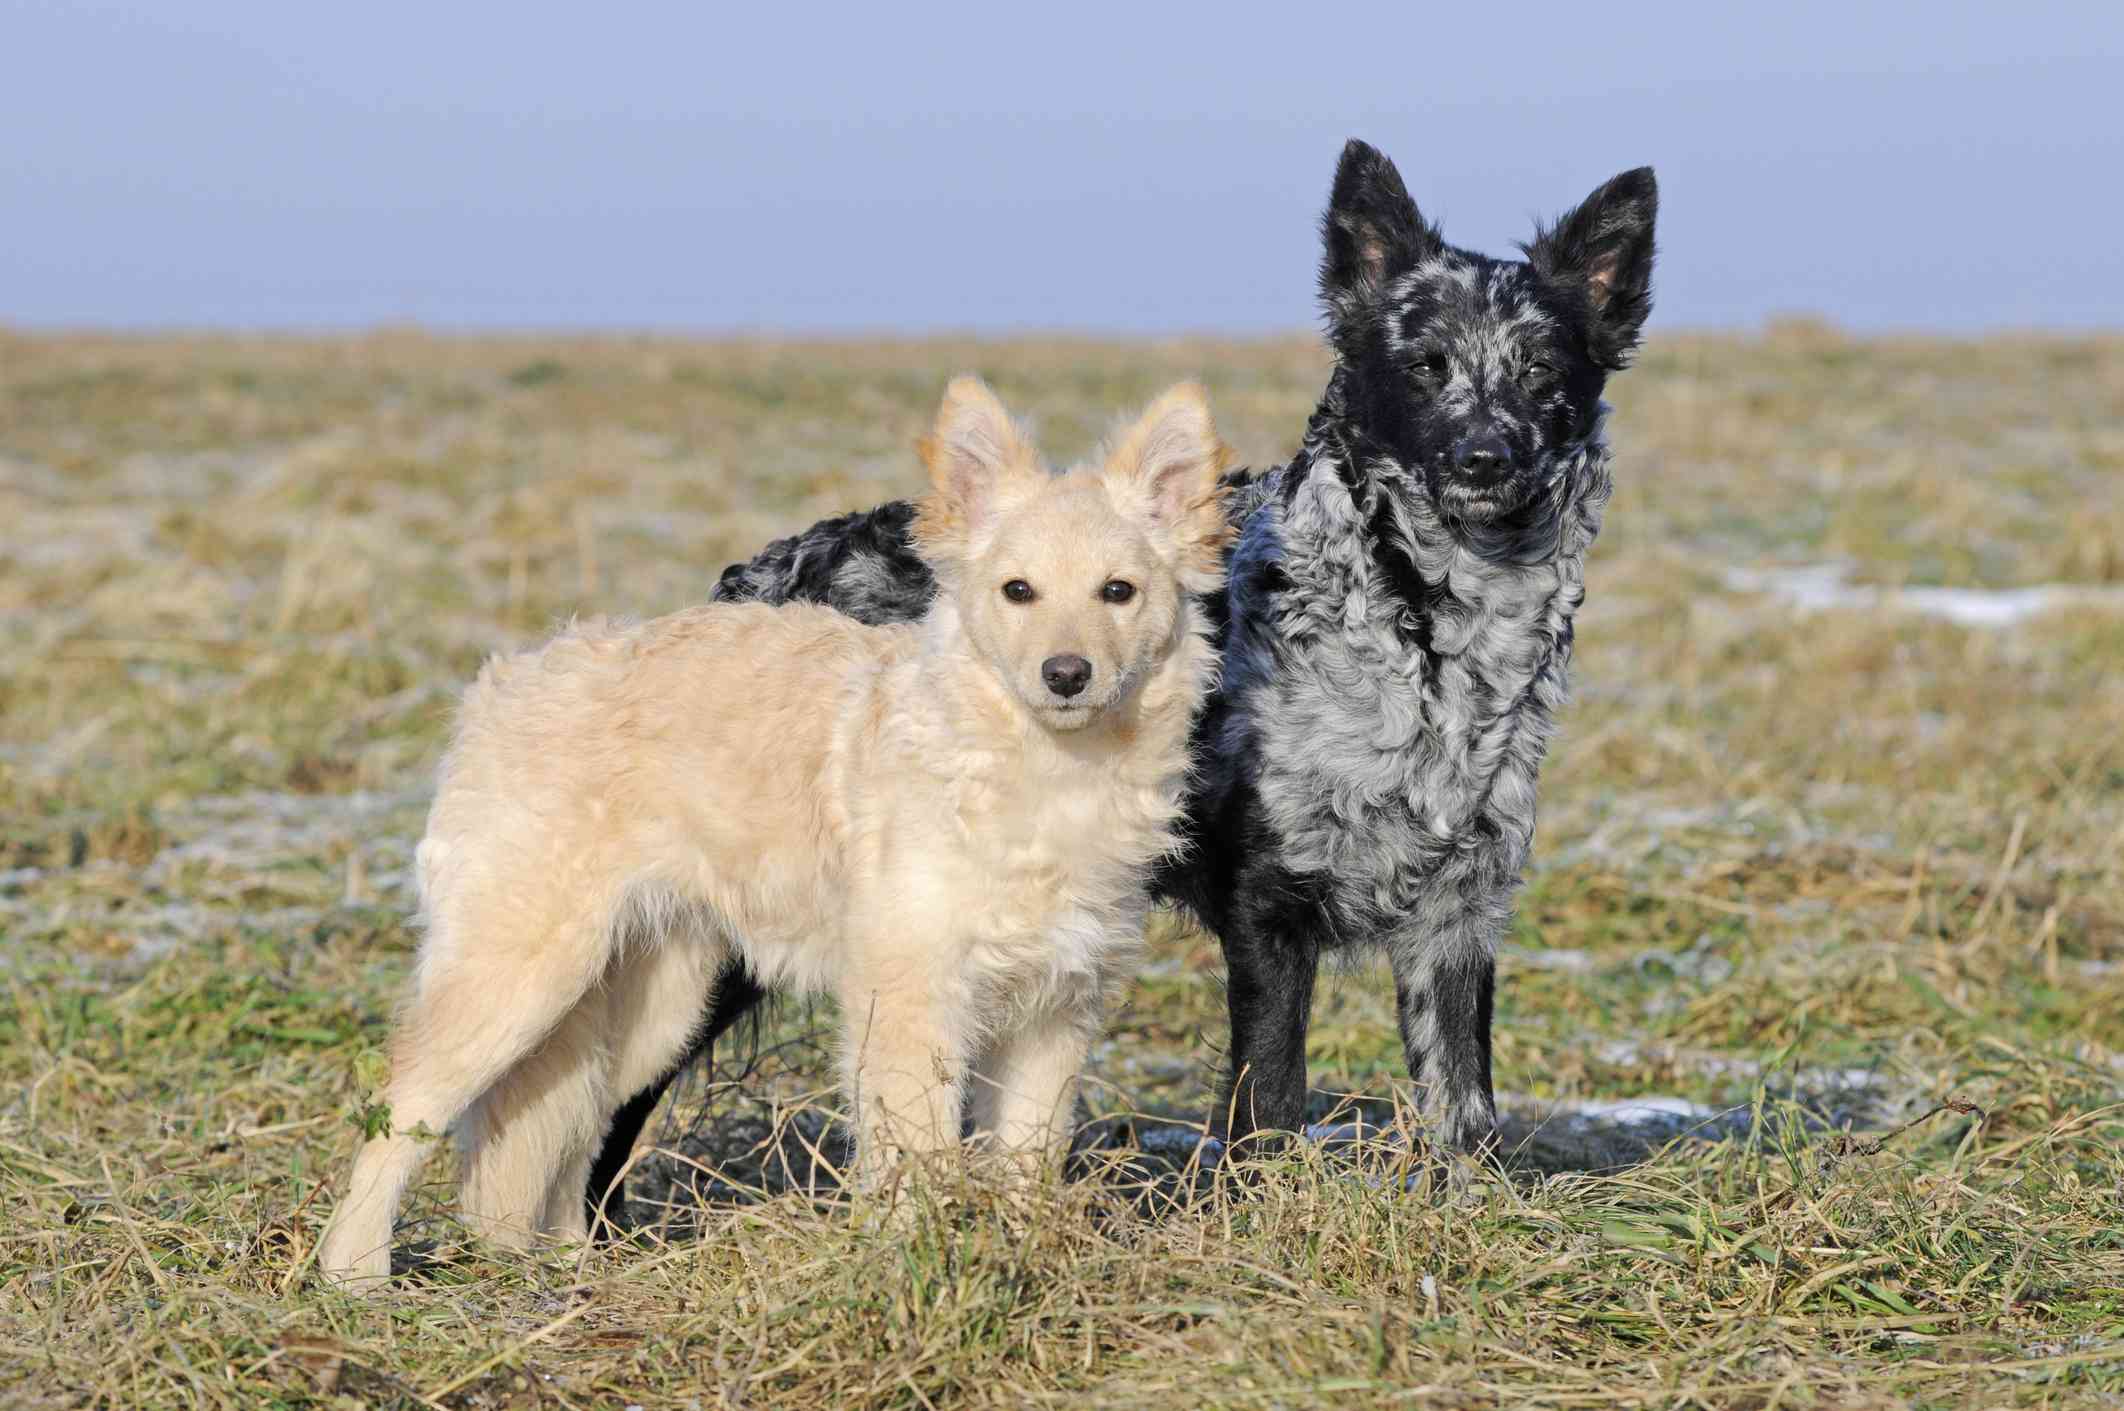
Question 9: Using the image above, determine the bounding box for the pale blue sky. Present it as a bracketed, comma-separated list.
[5, 1, 2119, 332]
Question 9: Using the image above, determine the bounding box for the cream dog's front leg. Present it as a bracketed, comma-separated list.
[967, 1010, 1095, 1171]
[837, 937, 969, 1193]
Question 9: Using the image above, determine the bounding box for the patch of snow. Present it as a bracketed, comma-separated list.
[1591, 1040, 1891, 1098]
[1725, 563, 2124, 628]
[1501, 944, 1597, 973]
[1550, 1096, 1719, 1124]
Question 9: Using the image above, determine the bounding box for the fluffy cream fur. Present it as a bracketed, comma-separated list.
[317, 378, 1232, 1286]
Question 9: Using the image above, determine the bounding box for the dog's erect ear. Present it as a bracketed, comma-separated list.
[1528, 167, 1658, 369]
[914, 376, 1039, 564]
[1319, 139, 1441, 334]
[1104, 383, 1234, 591]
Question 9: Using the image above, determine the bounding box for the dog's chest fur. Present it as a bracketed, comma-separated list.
[1214, 423, 1612, 939]
[844, 630, 1203, 1014]
[941, 742, 1171, 1005]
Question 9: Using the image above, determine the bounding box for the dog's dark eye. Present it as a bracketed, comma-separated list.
[1418, 352, 1450, 381]
[1001, 579, 1036, 604]
[1101, 580, 1135, 605]
[1521, 360, 1556, 386]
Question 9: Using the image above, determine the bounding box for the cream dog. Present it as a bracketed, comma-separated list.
[319, 378, 1232, 1285]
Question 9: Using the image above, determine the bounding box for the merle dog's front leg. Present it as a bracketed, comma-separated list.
[1389, 929, 1499, 1156]
[1214, 915, 1320, 1146]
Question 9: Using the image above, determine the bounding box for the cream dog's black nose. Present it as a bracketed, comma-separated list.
[1042, 654, 1091, 698]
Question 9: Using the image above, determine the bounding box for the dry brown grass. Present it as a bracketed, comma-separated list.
[2, 329, 2121, 1408]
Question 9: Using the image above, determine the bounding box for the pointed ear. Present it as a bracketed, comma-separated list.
[1103, 382, 1235, 593]
[913, 375, 1038, 565]
[1528, 166, 1658, 369]
[1319, 139, 1441, 339]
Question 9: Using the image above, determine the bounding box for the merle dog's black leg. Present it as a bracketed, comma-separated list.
[1214, 920, 1319, 1147]
[1391, 941, 1499, 1157]
[585, 961, 767, 1235]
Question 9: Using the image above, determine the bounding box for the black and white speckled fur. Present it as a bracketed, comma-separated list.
[1186, 370, 1612, 1151]
[583, 141, 1654, 1219]
[711, 499, 935, 624]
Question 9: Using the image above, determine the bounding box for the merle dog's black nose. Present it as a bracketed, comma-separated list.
[1041, 654, 1092, 699]
[1451, 435, 1512, 483]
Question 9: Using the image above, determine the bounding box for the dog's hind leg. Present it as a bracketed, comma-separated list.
[583, 958, 766, 1237]
[319, 886, 620, 1285]
[562, 928, 723, 1238]
[458, 990, 613, 1250]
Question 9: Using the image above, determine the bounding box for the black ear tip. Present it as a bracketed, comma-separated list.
[1333, 138, 1398, 194]
[1330, 138, 1412, 213]
[1338, 137, 1382, 167]
[1607, 166, 1659, 208]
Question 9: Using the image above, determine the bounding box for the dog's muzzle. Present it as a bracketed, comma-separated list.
[1450, 434, 1514, 487]
[1041, 654, 1092, 700]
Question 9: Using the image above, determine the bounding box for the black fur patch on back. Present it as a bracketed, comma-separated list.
[713, 499, 936, 626]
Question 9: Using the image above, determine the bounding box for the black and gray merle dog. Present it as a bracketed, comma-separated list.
[585, 140, 1656, 1222]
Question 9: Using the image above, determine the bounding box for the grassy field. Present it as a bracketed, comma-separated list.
[2, 326, 2121, 1408]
